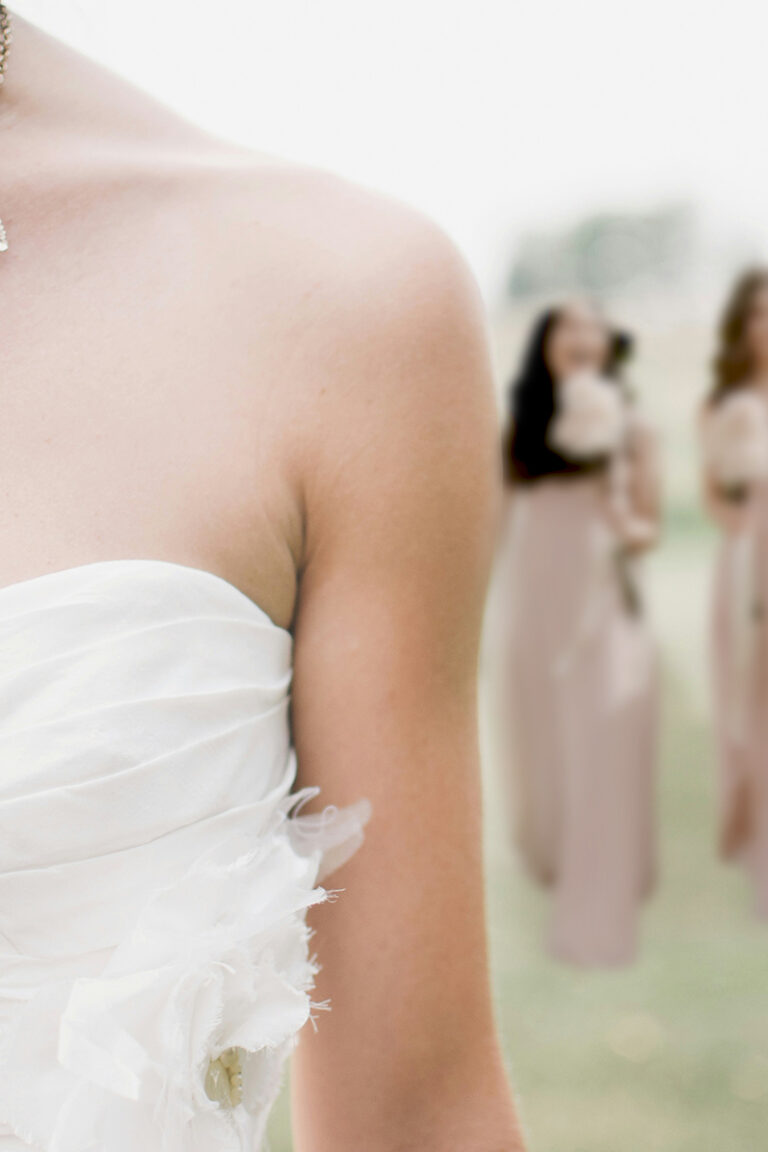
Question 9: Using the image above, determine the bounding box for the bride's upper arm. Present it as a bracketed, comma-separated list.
[287, 197, 521, 1150]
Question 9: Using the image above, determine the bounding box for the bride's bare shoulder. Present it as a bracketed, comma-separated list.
[196, 148, 497, 504]
[185, 147, 484, 334]
[141, 142, 492, 413]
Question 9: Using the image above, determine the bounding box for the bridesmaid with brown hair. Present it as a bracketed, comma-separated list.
[502, 301, 661, 966]
[701, 269, 768, 916]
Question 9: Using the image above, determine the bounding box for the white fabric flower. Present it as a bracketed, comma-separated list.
[702, 390, 768, 489]
[0, 794, 370, 1152]
[548, 371, 625, 461]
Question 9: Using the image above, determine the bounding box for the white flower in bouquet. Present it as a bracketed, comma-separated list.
[547, 371, 625, 461]
[702, 390, 768, 492]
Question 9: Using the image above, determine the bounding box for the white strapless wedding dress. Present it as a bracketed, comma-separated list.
[0, 560, 369, 1152]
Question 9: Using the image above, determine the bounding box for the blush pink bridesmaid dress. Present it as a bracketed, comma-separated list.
[504, 471, 658, 966]
[712, 479, 768, 917]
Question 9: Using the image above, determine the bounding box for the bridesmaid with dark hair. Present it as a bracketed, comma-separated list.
[502, 300, 661, 966]
[700, 269, 768, 915]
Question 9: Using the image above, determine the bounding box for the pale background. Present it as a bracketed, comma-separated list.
[12, 0, 768, 300]
[9, 3, 768, 1150]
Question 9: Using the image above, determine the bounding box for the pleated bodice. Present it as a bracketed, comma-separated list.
[0, 560, 368, 1151]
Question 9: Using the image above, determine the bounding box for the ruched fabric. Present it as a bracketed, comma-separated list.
[0, 561, 369, 1151]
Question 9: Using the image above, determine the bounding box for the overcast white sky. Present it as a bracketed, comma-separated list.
[12, 0, 768, 298]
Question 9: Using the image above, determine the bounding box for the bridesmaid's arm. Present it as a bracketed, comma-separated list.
[702, 470, 754, 535]
[697, 408, 753, 535]
[289, 213, 524, 1152]
[625, 417, 663, 551]
[605, 416, 662, 554]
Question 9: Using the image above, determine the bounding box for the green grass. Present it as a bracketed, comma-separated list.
[486, 676, 768, 1152]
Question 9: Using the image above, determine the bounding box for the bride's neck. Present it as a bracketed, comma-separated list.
[1, 14, 200, 146]
[3, 17, 96, 124]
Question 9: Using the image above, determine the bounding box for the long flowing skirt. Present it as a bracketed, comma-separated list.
[713, 520, 768, 917]
[503, 477, 657, 965]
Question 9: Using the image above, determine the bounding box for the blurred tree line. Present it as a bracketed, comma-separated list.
[507, 204, 696, 298]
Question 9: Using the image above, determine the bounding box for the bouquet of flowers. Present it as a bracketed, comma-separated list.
[701, 390, 768, 501]
[547, 371, 625, 461]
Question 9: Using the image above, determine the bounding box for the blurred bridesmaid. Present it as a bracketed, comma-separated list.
[701, 269, 768, 916]
[502, 301, 661, 966]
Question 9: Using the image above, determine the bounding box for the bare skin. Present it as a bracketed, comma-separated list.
[1, 16, 523, 1152]
[700, 412, 756, 536]
[604, 414, 662, 554]
[699, 384, 768, 538]
[702, 285, 768, 534]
